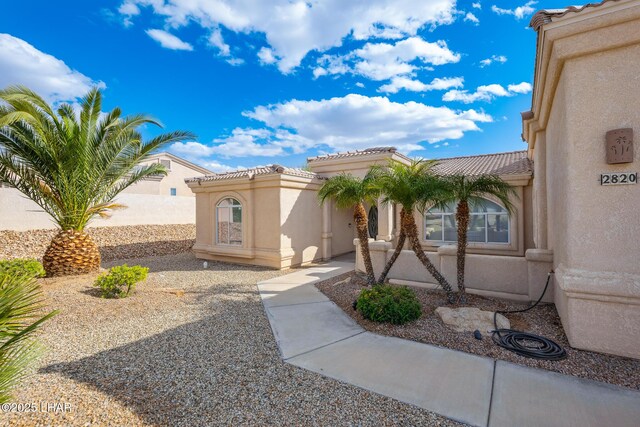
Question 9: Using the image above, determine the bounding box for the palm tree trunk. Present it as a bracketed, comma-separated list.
[401, 208, 456, 302]
[455, 200, 470, 304]
[43, 229, 101, 277]
[354, 203, 375, 285]
[377, 209, 406, 284]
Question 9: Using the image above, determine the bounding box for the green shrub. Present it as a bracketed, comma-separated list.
[94, 264, 148, 299]
[0, 259, 45, 280]
[356, 285, 422, 325]
[0, 273, 58, 403]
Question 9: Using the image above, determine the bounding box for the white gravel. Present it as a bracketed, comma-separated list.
[2, 253, 461, 426]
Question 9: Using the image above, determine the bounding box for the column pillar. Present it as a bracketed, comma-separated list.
[376, 197, 394, 241]
[321, 199, 332, 261]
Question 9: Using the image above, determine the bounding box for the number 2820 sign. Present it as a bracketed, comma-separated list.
[600, 172, 638, 186]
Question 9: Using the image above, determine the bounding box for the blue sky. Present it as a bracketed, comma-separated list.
[0, 0, 571, 172]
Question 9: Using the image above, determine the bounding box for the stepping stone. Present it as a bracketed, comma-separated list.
[436, 306, 510, 336]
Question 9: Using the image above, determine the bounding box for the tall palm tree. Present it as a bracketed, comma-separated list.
[318, 173, 379, 285]
[0, 86, 195, 276]
[438, 174, 516, 302]
[370, 160, 455, 301]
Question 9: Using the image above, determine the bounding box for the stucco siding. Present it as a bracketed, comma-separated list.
[561, 45, 640, 273]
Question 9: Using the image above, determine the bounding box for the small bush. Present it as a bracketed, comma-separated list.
[0, 259, 45, 280]
[94, 264, 148, 299]
[356, 284, 422, 325]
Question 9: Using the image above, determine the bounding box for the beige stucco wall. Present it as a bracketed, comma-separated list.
[189, 175, 326, 269]
[356, 240, 553, 302]
[523, 1, 640, 358]
[280, 187, 323, 266]
[0, 188, 196, 231]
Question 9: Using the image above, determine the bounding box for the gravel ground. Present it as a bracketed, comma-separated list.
[0, 225, 195, 262]
[317, 273, 640, 391]
[3, 253, 462, 427]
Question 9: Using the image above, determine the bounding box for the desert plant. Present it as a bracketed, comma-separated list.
[370, 160, 455, 301]
[0, 259, 45, 279]
[318, 173, 380, 285]
[0, 86, 194, 277]
[94, 264, 148, 299]
[437, 174, 516, 302]
[356, 284, 421, 324]
[0, 273, 57, 403]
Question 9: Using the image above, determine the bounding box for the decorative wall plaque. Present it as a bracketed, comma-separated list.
[606, 128, 633, 164]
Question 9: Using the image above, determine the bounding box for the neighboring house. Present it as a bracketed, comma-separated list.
[188, 0, 640, 360]
[0, 152, 211, 231]
[123, 152, 213, 197]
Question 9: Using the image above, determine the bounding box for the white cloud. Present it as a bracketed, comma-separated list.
[315, 37, 460, 83]
[479, 54, 507, 67]
[379, 76, 463, 94]
[226, 57, 245, 66]
[203, 161, 245, 173]
[118, 2, 140, 16]
[507, 82, 532, 93]
[146, 29, 193, 51]
[464, 12, 480, 25]
[472, 2, 482, 9]
[121, 0, 457, 73]
[208, 28, 230, 56]
[443, 81, 531, 103]
[491, 1, 537, 20]
[118, 2, 140, 26]
[355, 82, 365, 88]
[257, 47, 277, 65]
[170, 94, 493, 160]
[0, 33, 104, 102]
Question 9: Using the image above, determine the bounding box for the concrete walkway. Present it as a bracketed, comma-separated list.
[258, 261, 640, 427]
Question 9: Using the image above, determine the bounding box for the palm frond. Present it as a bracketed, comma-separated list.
[0, 273, 58, 403]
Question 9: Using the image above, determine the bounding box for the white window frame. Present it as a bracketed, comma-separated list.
[215, 198, 243, 246]
[424, 199, 510, 245]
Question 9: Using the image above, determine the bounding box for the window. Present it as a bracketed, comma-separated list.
[425, 199, 509, 244]
[170, 188, 177, 196]
[160, 159, 171, 170]
[216, 198, 242, 245]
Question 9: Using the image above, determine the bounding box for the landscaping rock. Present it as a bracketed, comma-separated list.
[435, 306, 510, 335]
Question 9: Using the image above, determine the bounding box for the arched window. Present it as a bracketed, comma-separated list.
[425, 199, 509, 244]
[216, 198, 242, 245]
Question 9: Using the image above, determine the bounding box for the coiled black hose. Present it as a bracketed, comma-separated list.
[491, 271, 567, 360]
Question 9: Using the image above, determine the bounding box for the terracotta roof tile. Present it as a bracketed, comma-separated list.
[432, 151, 533, 177]
[530, 0, 619, 30]
[307, 146, 411, 163]
[185, 164, 318, 183]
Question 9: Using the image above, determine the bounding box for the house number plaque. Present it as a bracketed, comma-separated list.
[600, 172, 638, 186]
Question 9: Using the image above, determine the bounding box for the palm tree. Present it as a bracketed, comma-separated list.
[438, 174, 516, 302]
[0, 86, 195, 276]
[370, 160, 456, 301]
[0, 272, 58, 403]
[318, 173, 379, 285]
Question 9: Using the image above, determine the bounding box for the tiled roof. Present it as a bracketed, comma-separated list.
[307, 146, 411, 163]
[432, 151, 533, 177]
[185, 164, 318, 183]
[530, 0, 618, 30]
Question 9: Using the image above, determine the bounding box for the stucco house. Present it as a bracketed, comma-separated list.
[187, 0, 639, 360]
[123, 152, 213, 197]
